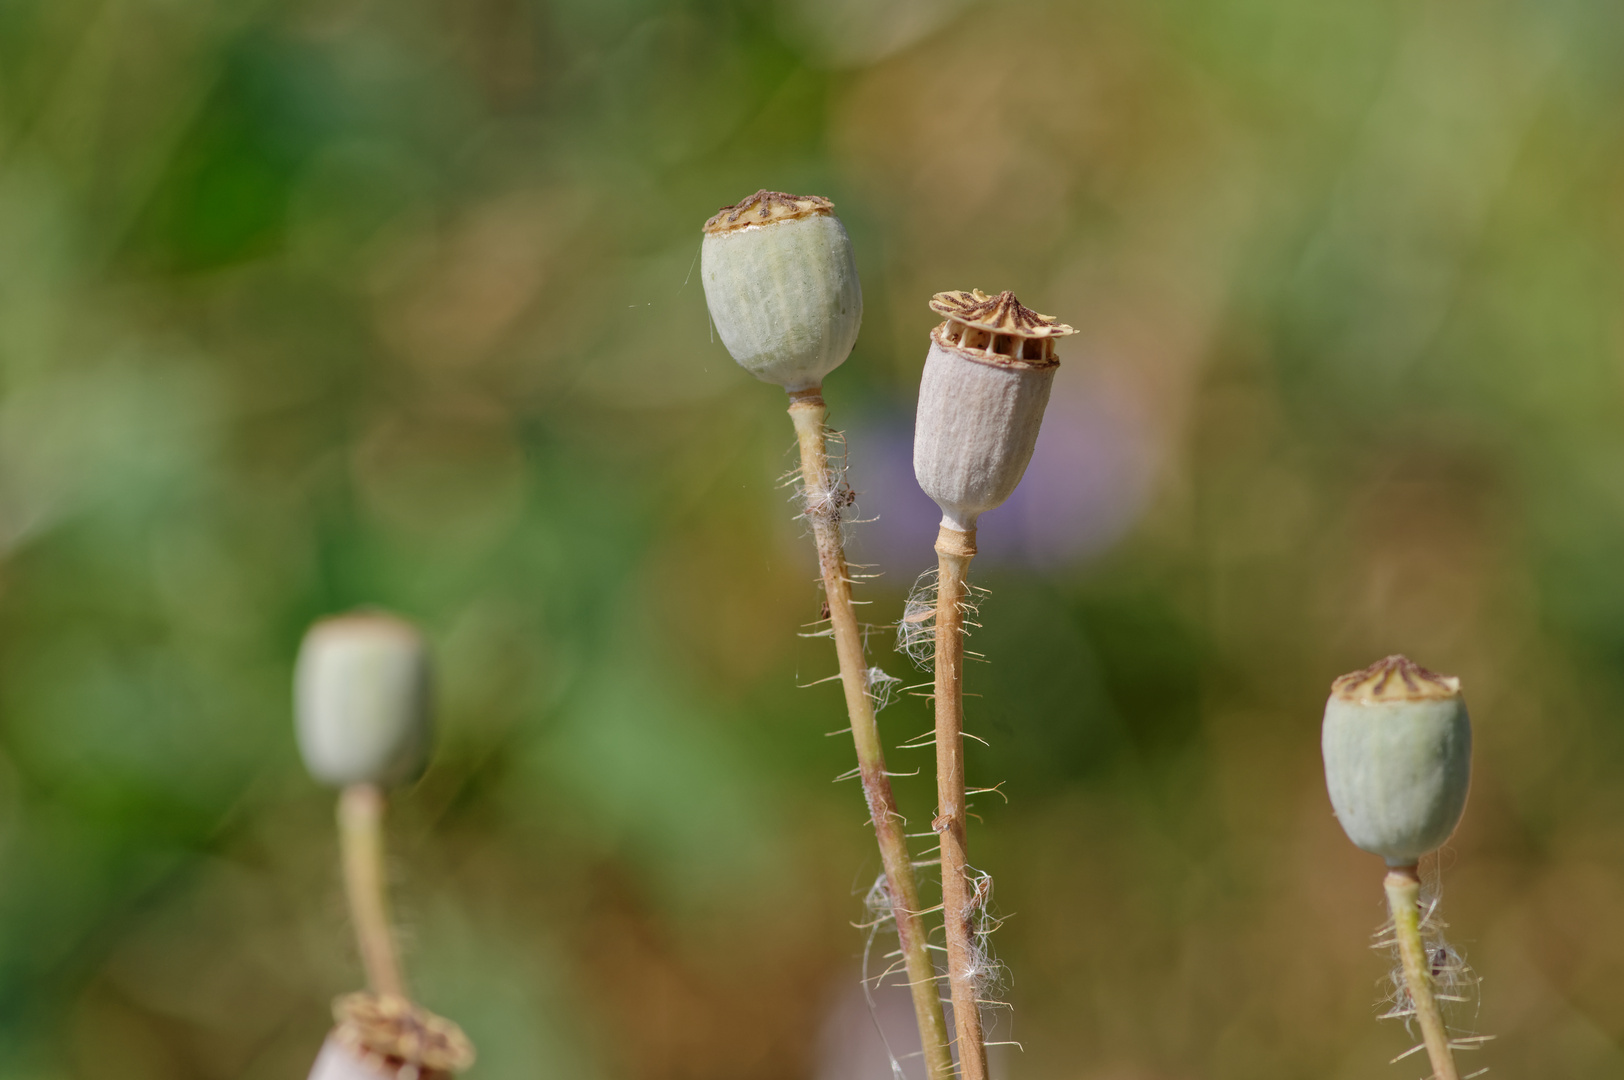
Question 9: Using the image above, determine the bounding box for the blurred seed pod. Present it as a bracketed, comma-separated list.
[701, 190, 863, 391]
[295, 612, 432, 788]
[913, 289, 1075, 532]
[308, 1037, 397, 1080]
[1321, 655, 1472, 866]
[307, 992, 475, 1080]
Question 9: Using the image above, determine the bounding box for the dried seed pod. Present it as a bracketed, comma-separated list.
[913, 289, 1076, 532]
[295, 612, 432, 789]
[1321, 655, 1472, 866]
[701, 190, 862, 391]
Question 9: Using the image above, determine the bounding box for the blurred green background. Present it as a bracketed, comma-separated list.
[0, 0, 1622, 1077]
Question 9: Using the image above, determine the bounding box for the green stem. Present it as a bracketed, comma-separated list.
[788, 391, 956, 1080]
[339, 783, 406, 999]
[1384, 865, 1458, 1080]
[933, 525, 987, 1080]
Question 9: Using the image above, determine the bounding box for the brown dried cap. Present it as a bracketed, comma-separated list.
[930, 289, 1074, 366]
[333, 992, 476, 1077]
[1330, 654, 1461, 704]
[703, 190, 835, 234]
[930, 289, 1076, 339]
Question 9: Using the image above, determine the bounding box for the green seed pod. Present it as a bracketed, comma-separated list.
[913, 290, 1075, 532]
[1321, 655, 1471, 866]
[701, 190, 862, 392]
[295, 612, 431, 789]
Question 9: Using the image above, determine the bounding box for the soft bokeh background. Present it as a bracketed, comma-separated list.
[0, 0, 1621, 1077]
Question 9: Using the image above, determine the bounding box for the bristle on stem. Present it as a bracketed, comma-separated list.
[1384, 865, 1460, 1080]
[932, 522, 991, 1080]
[788, 394, 955, 1080]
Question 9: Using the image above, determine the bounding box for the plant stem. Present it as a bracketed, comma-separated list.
[1384, 865, 1458, 1080]
[339, 783, 406, 999]
[787, 390, 956, 1080]
[932, 524, 988, 1080]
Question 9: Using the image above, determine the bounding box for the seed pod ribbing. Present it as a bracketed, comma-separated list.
[913, 289, 1075, 532]
[701, 191, 862, 391]
[296, 612, 432, 789]
[1321, 655, 1471, 866]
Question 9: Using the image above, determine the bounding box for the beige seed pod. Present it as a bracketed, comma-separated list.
[1321, 655, 1472, 866]
[913, 289, 1076, 532]
[701, 190, 863, 391]
[295, 612, 432, 789]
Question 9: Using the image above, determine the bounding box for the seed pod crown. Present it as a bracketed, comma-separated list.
[914, 288, 1073, 532]
[701, 189, 862, 392]
[930, 289, 1074, 365]
[703, 190, 835, 233]
[335, 992, 474, 1076]
[1321, 654, 1471, 866]
[1332, 654, 1461, 703]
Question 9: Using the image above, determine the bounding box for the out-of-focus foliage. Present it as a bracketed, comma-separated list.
[0, 0, 1622, 1077]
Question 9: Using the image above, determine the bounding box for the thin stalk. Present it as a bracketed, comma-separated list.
[339, 783, 406, 999]
[787, 390, 956, 1080]
[1384, 865, 1458, 1080]
[932, 524, 987, 1080]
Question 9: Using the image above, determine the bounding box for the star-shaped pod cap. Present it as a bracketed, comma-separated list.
[930, 289, 1076, 366]
[307, 992, 476, 1080]
[1322, 655, 1471, 866]
[1331, 653, 1462, 703]
[701, 190, 862, 392]
[703, 190, 836, 233]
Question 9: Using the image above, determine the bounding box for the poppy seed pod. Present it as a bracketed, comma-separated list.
[913, 289, 1076, 532]
[701, 190, 863, 391]
[1321, 655, 1472, 866]
[296, 612, 432, 789]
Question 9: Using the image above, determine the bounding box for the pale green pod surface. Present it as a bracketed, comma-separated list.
[1321, 655, 1471, 866]
[913, 290, 1074, 532]
[295, 612, 431, 788]
[701, 190, 862, 392]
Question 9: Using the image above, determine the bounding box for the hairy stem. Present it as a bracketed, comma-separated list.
[339, 783, 406, 999]
[932, 525, 987, 1080]
[787, 391, 956, 1080]
[1385, 865, 1458, 1080]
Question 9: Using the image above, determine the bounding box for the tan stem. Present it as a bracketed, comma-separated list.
[787, 391, 956, 1080]
[339, 783, 406, 999]
[1384, 866, 1458, 1080]
[933, 524, 987, 1080]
